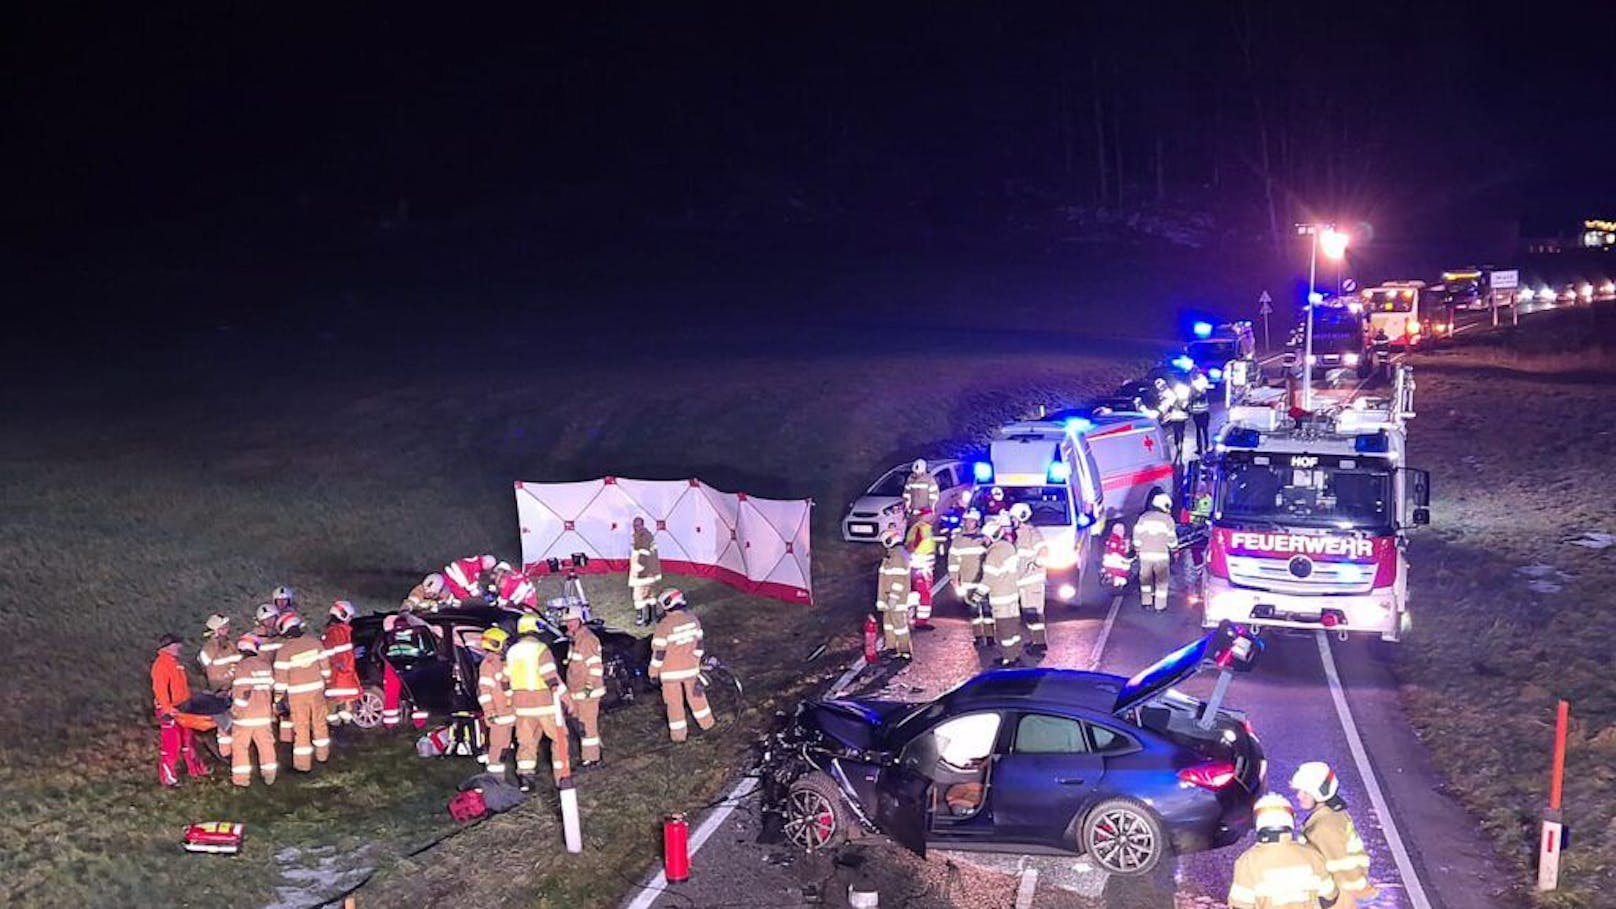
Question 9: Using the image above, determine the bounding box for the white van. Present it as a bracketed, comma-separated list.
[973, 411, 1174, 604]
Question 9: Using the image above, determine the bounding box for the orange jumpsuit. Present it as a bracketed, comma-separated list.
[321, 621, 361, 723]
[151, 650, 213, 785]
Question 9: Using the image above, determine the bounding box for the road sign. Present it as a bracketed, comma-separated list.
[1342, 278, 1358, 294]
[1257, 291, 1273, 350]
[1492, 269, 1519, 290]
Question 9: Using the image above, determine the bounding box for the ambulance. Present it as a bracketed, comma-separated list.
[1200, 367, 1432, 641]
[973, 411, 1174, 604]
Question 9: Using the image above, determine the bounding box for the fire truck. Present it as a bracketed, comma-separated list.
[1199, 367, 1431, 641]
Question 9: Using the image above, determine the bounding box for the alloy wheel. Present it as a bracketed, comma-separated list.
[1088, 806, 1157, 873]
[782, 788, 838, 850]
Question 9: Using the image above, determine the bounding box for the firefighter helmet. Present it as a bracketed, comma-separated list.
[329, 600, 357, 623]
[912, 458, 927, 473]
[516, 614, 542, 636]
[236, 633, 262, 654]
[990, 486, 1005, 501]
[962, 509, 982, 524]
[1253, 793, 1296, 832]
[205, 613, 230, 632]
[563, 604, 587, 624]
[1152, 492, 1173, 512]
[493, 560, 512, 575]
[880, 528, 902, 548]
[423, 573, 445, 595]
[479, 554, 497, 571]
[1290, 761, 1340, 802]
[1009, 503, 1032, 523]
[481, 627, 510, 653]
[255, 602, 279, 624]
[659, 588, 688, 612]
[272, 585, 296, 606]
[276, 612, 304, 635]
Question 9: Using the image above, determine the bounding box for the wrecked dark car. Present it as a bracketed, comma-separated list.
[755, 627, 1265, 875]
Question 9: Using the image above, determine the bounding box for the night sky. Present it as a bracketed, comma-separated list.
[5, 4, 1614, 266]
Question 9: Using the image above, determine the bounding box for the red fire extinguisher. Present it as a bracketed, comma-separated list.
[863, 614, 879, 663]
[663, 813, 690, 883]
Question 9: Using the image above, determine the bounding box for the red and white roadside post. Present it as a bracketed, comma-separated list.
[1537, 699, 1570, 892]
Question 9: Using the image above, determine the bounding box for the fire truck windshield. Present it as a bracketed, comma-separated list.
[1215, 453, 1392, 530]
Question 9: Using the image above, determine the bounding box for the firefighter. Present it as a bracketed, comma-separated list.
[905, 507, 938, 629]
[1227, 794, 1338, 909]
[649, 588, 714, 742]
[1188, 371, 1213, 457]
[1292, 762, 1378, 908]
[902, 459, 939, 517]
[403, 572, 454, 612]
[982, 485, 1009, 517]
[254, 602, 285, 660]
[946, 510, 991, 646]
[198, 613, 241, 695]
[322, 601, 362, 725]
[1101, 520, 1133, 591]
[563, 604, 606, 767]
[271, 585, 298, 615]
[1133, 491, 1176, 611]
[272, 613, 331, 772]
[152, 633, 217, 786]
[981, 518, 1023, 666]
[476, 627, 516, 779]
[507, 614, 571, 789]
[1157, 378, 1190, 463]
[1009, 503, 1048, 654]
[629, 516, 663, 626]
[443, 553, 497, 602]
[875, 529, 912, 660]
[229, 634, 278, 787]
[491, 562, 538, 612]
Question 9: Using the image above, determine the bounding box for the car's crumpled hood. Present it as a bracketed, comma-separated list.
[801, 698, 911, 752]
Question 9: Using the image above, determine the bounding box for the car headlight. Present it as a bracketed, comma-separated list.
[1043, 548, 1080, 570]
[1519, 288, 1534, 301]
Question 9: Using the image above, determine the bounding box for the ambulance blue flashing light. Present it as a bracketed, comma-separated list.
[1076, 512, 1093, 528]
[973, 461, 994, 483]
[1193, 321, 1213, 339]
[1063, 416, 1093, 435]
[1171, 354, 1196, 372]
[1047, 461, 1071, 483]
[1209, 367, 1224, 381]
[1308, 291, 1324, 305]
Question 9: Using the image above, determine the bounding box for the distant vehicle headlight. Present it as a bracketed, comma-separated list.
[1519, 288, 1535, 301]
[1579, 283, 1593, 299]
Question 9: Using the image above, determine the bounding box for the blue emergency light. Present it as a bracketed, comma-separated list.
[1353, 431, 1390, 454]
[1209, 367, 1224, 381]
[1063, 416, 1093, 435]
[973, 461, 994, 483]
[1171, 354, 1196, 372]
[1193, 321, 1214, 339]
[1047, 461, 1071, 483]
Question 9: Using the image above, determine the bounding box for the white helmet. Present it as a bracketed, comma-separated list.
[912, 458, 927, 473]
[1290, 761, 1339, 802]
[1009, 503, 1032, 523]
[982, 518, 1005, 539]
[880, 528, 902, 548]
[205, 613, 230, 633]
[329, 600, 357, 623]
[479, 554, 497, 571]
[272, 585, 296, 605]
[962, 509, 982, 524]
[659, 588, 688, 612]
[255, 602, 279, 624]
[1252, 793, 1296, 832]
[423, 573, 445, 595]
[1152, 493, 1173, 512]
[493, 560, 512, 574]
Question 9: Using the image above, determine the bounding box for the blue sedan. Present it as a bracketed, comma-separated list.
[756, 629, 1266, 875]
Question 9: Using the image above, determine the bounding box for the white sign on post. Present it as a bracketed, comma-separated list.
[1257, 290, 1274, 315]
[1538, 819, 1563, 891]
[1492, 269, 1519, 290]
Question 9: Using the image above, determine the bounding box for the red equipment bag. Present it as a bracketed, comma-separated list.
[182, 821, 245, 854]
[448, 789, 489, 824]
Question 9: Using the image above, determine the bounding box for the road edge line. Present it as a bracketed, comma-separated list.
[1314, 632, 1434, 909]
[1087, 594, 1122, 671]
[622, 775, 761, 909]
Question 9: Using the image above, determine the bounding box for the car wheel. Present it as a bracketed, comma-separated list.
[1081, 797, 1167, 876]
[782, 772, 852, 851]
[351, 686, 386, 730]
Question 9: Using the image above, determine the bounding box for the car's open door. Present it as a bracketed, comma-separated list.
[873, 764, 932, 856]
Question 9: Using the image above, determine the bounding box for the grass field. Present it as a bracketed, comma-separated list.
[1400, 305, 1616, 908]
[0, 337, 1143, 907]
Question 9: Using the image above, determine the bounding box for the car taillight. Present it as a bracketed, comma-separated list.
[1178, 761, 1238, 790]
[1371, 542, 1398, 588]
[1206, 531, 1229, 579]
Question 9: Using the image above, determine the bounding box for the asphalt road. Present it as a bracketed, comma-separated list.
[619, 305, 1533, 909]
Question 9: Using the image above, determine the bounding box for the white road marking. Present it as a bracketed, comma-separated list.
[622, 775, 761, 909]
[1087, 594, 1122, 671]
[1014, 865, 1040, 909]
[1314, 632, 1433, 909]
